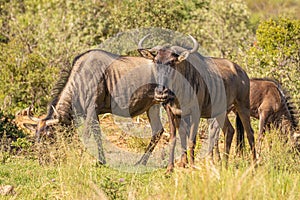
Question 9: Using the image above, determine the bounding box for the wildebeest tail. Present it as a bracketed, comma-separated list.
[273, 79, 299, 131]
[236, 113, 245, 154]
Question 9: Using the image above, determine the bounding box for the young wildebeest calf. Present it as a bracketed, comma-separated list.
[209, 78, 299, 161]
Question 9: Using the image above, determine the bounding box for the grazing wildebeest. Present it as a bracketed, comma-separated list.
[138, 35, 257, 171]
[207, 78, 299, 161]
[25, 49, 174, 165]
[249, 78, 298, 142]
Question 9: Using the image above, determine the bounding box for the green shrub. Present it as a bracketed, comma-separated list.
[0, 110, 25, 140]
[11, 137, 32, 150]
[189, 0, 253, 58]
[245, 18, 300, 103]
[1, 0, 297, 117]
[0, 38, 57, 113]
[0, 110, 28, 159]
[106, 0, 209, 34]
[0, 0, 253, 115]
[0, 0, 108, 113]
[106, 0, 252, 58]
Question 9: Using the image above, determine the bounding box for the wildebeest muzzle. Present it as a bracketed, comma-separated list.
[154, 63, 176, 103]
[154, 85, 175, 103]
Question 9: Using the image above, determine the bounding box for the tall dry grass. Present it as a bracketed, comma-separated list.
[0, 122, 299, 200]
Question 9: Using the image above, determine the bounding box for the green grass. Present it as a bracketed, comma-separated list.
[1, 124, 300, 200]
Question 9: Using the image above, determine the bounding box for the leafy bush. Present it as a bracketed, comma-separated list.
[0, 110, 28, 158]
[188, 0, 253, 58]
[106, 0, 209, 34]
[1, 0, 298, 117]
[245, 18, 300, 103]
[0, 0, 254, 115]
[0, 110, 25, 140]
[0, 38, 57, 113]
[11, 137, 32, 152]
[106, 0, 252, 58]
[0, 0, 109, 113]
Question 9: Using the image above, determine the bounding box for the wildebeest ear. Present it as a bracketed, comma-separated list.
[138, 49, 155, 60]
[177, 51, 190, 63]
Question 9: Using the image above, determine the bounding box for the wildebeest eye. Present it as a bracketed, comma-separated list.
[171, 53, 179, 57]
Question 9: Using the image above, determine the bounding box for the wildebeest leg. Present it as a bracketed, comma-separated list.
[136, 104, 164, 165]
[257, 108, 271, 155]
[198, 118, 221, 162]
[177, 115, 190, 167]
[216, 115, 234, 167]
[236, 106, 257, 163]
[188, 110, 200, 167]
[83, 110, 106, 165]
[165, 104, 177, 173]
[214, 138, 221, 163]
[209, 119, 222, 163]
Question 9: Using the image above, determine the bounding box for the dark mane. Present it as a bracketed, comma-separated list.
[250, 77, 280, 85]
[43, 65, 72, 120]
[44, 49, 104, 120]
[51, 50, 100, 104]
[183, 59, 202, 94]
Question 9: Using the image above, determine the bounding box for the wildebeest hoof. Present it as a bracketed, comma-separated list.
[0, 185, 15, 196]
[165, 164, 174, 174]
[176, 161, 187, 168]
[95, 160, 106, 167]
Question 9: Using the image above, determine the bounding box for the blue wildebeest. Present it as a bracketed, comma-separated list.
[248, 78, 298, 144]
[138, 35, 257, 171]
[209, 78, 299, 161]
[25, 49, 184, 166]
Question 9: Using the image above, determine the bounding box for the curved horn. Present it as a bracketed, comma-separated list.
[27, 106, 41, 122]
[188, 35, 199, 54]
[45, 119, 59, 126]
[51, 105, 59, 117]
[149, 45, 163, 53]
[138, 34, 151, 49]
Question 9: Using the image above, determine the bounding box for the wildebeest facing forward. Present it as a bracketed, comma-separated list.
[138, 35, 257, 171]
[25, 49, 179, 166]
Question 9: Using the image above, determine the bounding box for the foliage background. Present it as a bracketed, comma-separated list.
[0, 0, 300, 199]
[1, 0, 299, 114]
[1, 0, 299, 115]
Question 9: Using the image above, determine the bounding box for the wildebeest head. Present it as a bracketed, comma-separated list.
[138, 35, 199, 103]
[21, 106, 59, 142]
